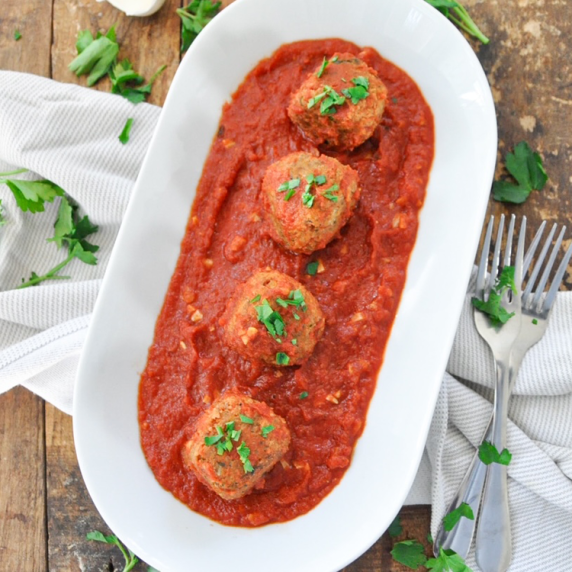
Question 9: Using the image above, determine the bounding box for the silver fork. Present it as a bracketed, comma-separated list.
[434, 216, 572, 571]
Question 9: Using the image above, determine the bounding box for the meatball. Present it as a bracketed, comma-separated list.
[288, 52, 388, 150]
[262, 151, 360, 254]
[220, 270, 325, 366]
[182, 393, 291, 501]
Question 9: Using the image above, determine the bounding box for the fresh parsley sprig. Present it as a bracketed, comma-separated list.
[391, 540, 427, 569]
[493, 141, 548, 204]
[18, 197, 99, 289]
[443, 502, 474, 531]
[0, 169, 64, 214]
[425, 0, 489, 44]
[237, 441, 254, 473]
[478, 441, 512, 466]
[427, 548, 474, 571]
[86, 530, 139, 572]
[471, 266, 517, 327]
[342, 76, 370, 104]
[177, 0, 221, 53]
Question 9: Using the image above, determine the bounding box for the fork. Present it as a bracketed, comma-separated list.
[434, 216, 572, 571]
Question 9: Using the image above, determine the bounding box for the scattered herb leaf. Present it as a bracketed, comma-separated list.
[255, 299, 286, 339]
[261, 425, 275, 438]
[237, 441, 254, 473]
[478, 441, 512, 466]
[118, 118, 134, 144]
[87, 530, 139, 572]
[69, 26, 119, 86]
[14, 30, 22, 41]
[307, 261, 319, 276]
[342, 76, 370, 104]
[424, 0, 489, 44]
[532, 318, 538, 325]
[278, 178, 301, 192]
[276, 352, 290, 366]
[323, 184, 340, 202]
[0, 170, 64, 214]
[390, 540, 427, 570]
[177, 0, 221, 53]
[250, 294, 261, 303]
[493, 141, 548, 204]
[388, 515, 403, 538]
[240, 414, 254, 424]
[471, 266, 516, 327]
[426, 548, 473, 571]
[443, 502, 474, 531]
[300, 391, 309, 399]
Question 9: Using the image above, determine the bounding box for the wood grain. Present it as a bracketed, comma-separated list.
[0, 388, 46, 571]
[0, 0, 53, 76]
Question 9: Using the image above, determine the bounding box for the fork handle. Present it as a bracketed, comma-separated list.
[475, 360, 513, 572]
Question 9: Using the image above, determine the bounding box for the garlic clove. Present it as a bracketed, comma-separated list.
[96, 0, 167, 17]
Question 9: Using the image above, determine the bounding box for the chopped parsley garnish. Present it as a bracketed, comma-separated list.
[291, 339, 298, 346]
[316, 55, 338, 78]
[250, 294, 261, 303]
[276, 352, 290, 365]
[300, 391, 309, 399]
[492, 141, 548, 204]
[237, 442, 254, 473]
[388, 515, 403, 538]
[205, 423, 241, 455]
[240, 414, 254, 424]
[307, 261, 319, 276]
[308, 85, 346, 115]
[424, 0, 489, 45]
[323, 184, 340, 202]
[301, 173, 328, 209]
[342, 76, 370, 104]
[302, 188, 315, 208]
[177, 0, 221, 53]
[532, 318, 538, 325]
[87, 531, 139, 572]
[118, 117, 133, 145]
[261, 425, 275, 438]
[109, 59, 166, 104]
[14, 30, 22, 41]
[293, 313, 301, 320]
[278, 178, 301, 192]
[471, 266, 517, 327]
[478, 441, 512, 466]
[443, 502, 474, 532]
[69, 26, 119, 86]
[255, 299, 286, 339]
[426, 548, 473, 572]
[390, 540, 427, 569]
[284, 188, 297, 201]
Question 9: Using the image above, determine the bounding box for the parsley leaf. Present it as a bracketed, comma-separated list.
[443, 502, 474, 531]
[18, 197, 99, 289]
[300, 391, 309, 399]
[237, 441, 254, 473]
[119, 118, 134, 145]
[278, 178, 301, 192]
[14, 30, 22, 41]
[1, 174, 64, 214]
[424, 0, 489, 44]
[316, 57, 330, 78]
[471, 266, 517, 327]
[478, 441, 512, 466]
[307, 261, 319, 276]
[276, 352, 290, 366]
[426, 548, 473, 572]
[388, 515, 403, 538]
[240, 414, 254, 424]
[261, 425, 274, 438]
[323, 184, 340, 202]
[391, 540, 427, 570]
[493, 141, 548, 204]
[69, 27, 119, 86]
[255, 299, 286, 339]
[109, 59, 166, 104]
[177, 0, 221, 53]
[87, 530, 139, 572]
[342, 76, 370, 104]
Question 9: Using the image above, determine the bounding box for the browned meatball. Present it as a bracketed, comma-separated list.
[262, 151, 360, 254]
[220, 270, 325, 366]
[182, 393, 291, 501]
[288, 52, 388, 150]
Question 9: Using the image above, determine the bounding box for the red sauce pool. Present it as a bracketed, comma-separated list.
[139, 39, 434, 527]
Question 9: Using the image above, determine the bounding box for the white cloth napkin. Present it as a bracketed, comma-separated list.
[1, 71, 571, 571]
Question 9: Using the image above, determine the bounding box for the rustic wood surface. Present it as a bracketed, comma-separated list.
[0, 0, 570, 570]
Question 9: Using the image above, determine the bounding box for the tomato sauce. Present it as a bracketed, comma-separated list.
[139, 39, 434, 527]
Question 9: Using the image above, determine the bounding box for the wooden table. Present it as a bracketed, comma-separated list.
[1, 0, 570, 570]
